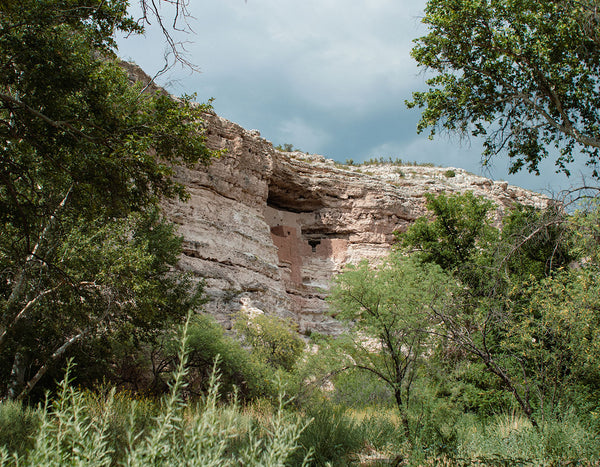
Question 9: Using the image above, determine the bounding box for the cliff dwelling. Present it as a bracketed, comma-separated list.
[265, 177, 349, 294]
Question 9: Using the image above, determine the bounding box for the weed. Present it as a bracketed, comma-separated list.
[0, 315, 310, 466]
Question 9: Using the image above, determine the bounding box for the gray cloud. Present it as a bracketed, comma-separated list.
[117, 0, 593, 194]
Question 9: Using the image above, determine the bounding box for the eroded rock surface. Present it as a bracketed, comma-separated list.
[164, 112, 549, 334]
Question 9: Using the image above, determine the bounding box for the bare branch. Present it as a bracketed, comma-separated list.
[136, 0, 200, 74]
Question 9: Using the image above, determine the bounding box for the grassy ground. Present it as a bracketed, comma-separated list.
[2, 391, 600, 465]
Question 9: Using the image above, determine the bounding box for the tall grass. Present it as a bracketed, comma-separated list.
[454, 411, 600, 464]
[0, 315, 310, 466]
[2, 316, 599, 466]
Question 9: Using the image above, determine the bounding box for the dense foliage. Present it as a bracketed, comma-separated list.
[159, 313, 304, 401]
[0, 0, 215, 400]
[409, 0, 600, 177]
[235, 313, 306, 373]
[330, 192, 600, 440]
[0, 320, 310, 466]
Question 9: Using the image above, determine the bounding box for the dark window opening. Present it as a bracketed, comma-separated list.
[308, 239, 321, 253]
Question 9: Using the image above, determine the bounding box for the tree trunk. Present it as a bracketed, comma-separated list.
[6, 351, 27, 400]
[16, 331, 85, 401]
[394, 387, 411, 441]
[486, 360, 538, 428]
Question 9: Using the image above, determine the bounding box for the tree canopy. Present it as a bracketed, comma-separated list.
[398, 192, 585, 426]
[0, 0, 215, 399]
[409, 0, 600, 178]
[329, 256, 453, 439]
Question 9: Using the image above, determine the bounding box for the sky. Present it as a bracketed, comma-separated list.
[116, 0, 594, 196]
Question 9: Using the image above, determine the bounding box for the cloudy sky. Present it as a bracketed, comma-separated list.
[117, 0, 593, 195]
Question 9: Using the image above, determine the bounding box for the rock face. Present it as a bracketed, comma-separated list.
[163, 111, 549, 335]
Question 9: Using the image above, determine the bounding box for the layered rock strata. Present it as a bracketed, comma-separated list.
[164, 111, 548, 334]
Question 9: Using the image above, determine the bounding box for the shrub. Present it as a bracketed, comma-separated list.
[454, 411, 600, 464]
[0, 401, 41, 456]
[356, 409, 403, 454]
[235, 313, 305, 372]
[0, 317, 310, 466]
[330, 369, 393, 409]
[407, 380, 461, 458]
[171, 314, 279, 401]
[444, 169, 456, 178]
[275, 143, 295, 152]
[288, 401, 364, 466]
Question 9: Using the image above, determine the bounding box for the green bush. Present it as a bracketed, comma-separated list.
[330, 369, 393, 409]
[0, 401, 41, 456]
[174, 314, 279, 401]
[407, 380, 461, 458]
[356, 409, 403, 455]
[235, 313, 305, 372]
[423, 358, 514, 417]
[0, 318, 309, 466]
[453, 411, 600, 464]
[444, 169, 456, 177]
[276, 143, 296, 152]
[288, 401, 364, 466]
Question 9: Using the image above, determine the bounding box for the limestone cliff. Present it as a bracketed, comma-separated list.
[163, 111, 549, 334]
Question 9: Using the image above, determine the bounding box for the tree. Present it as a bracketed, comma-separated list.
[501, 267, 600, 418]
[0, 0, 215, 399]
[408, 0, 600, 177]
[328, 255, 453, 440]
[399, 192, 578, 426]
[398, 191, 497, 295]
